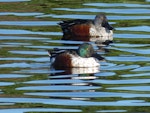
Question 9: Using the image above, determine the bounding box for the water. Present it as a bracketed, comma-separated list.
[0, 0, 150, 113]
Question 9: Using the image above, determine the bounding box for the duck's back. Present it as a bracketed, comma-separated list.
[59, 19, 93, 36]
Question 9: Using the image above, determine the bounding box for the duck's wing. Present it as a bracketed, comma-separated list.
[58, 19, 92, 32]
[48, 48, 66, 58]
[59, 19, 90, 26]
[48, 48, 77, 58]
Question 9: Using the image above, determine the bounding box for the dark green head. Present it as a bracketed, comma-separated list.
[77, 43, 94, 58]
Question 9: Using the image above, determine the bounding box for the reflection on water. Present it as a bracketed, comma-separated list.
[0, 0, 150, 113]
[50, 67, 100, 75]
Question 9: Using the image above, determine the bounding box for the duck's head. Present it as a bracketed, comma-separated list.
[77, 43, 104, 60]
[94, 13, 114, 30]
[77, 43, 94, 58]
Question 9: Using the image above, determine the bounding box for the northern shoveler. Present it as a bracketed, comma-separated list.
[48, 43, 104, 68]
[59, 13, 114, 42]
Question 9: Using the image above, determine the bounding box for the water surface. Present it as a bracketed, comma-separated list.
[0, 0, 150, 113]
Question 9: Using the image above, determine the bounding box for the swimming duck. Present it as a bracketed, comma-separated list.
[59, 13, 114, 42]
[48, 43, 104, 68]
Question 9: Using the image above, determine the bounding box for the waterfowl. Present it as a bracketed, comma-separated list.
[48, 43, 104, 68]
[59, 13, 114, 42]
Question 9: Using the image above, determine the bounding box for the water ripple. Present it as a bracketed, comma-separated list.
[102, 64, 140, 70]
[115, 33, 150, 39]
[0, 82, 14, 86]
[16, 85, 100, 91]
[113, 48, 150, 54]
[0, 12, 43, 16]
[121, 72, 150, 77]
[84, 3, 150, 8]
[106, 56, 150, 62]
[0, 74, 31, 78]
[0, 62, 30, 68]
[0, 108, 81, 113]
[37, 14, 150, 20]
[0, 36, 48, 40]
[52, 8, 150, 14]
[25, 91, 150, 98]
[117, 26, 150, 32]
[107, 86, 150, 91]
[0, 57, 49, 62]
[132, 66, 150, 72]
[0, 29, 61, 35]
[113, 43, 150, 47]
[93, 79, 150, 84]
[0, 21, 58, 26]
[0, 98, 149, 106]
[24, 79, 86, 85]
[9, 50, 47, 55]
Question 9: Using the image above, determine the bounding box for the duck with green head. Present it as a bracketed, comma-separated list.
[48, 43, 104, 68]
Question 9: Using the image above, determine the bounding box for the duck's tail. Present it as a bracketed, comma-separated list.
[48, 48, 66, 60]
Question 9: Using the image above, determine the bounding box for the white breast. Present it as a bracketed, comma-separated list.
[89, 27, 113, 37]
[70, 55, 100, 68]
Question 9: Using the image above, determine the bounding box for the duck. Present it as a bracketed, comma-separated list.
[59, 13, 114, 43]
[48, 43, 104, 68]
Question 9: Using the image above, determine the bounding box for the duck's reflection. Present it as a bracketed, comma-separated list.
[50, 67, 100, 80]
[62, 35, 113, 46]
[55, 67, 99, 74]
[49, 67, 101, 100]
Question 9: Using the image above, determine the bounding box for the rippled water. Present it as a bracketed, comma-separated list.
[0, 0, 150, 113]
